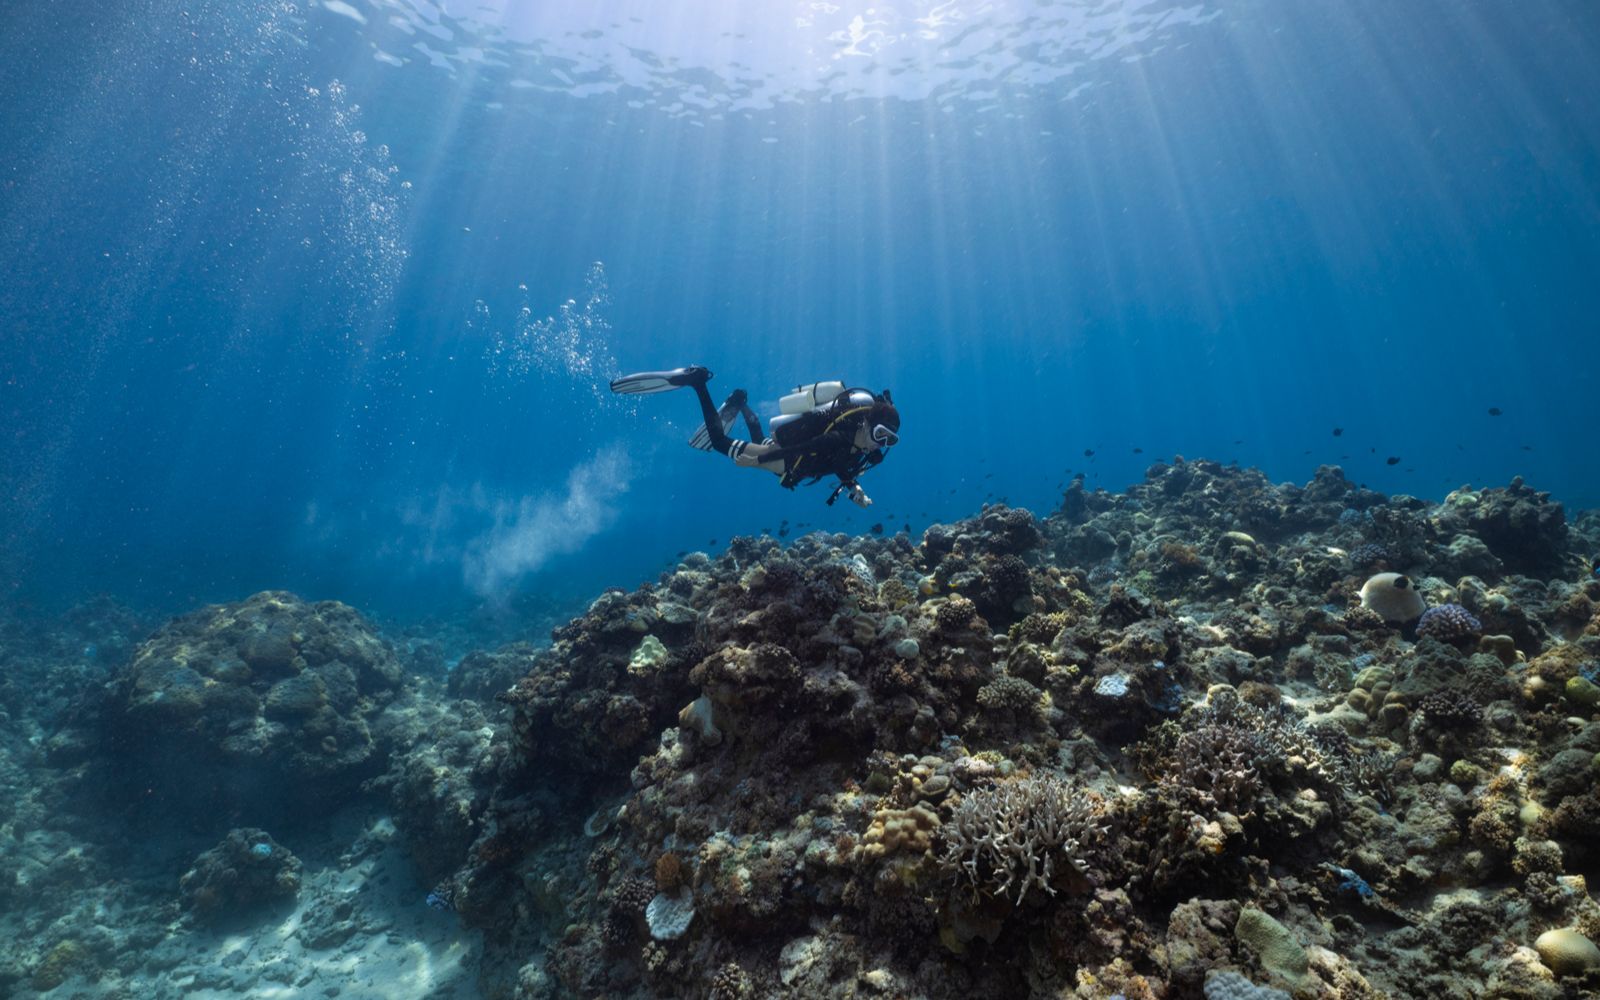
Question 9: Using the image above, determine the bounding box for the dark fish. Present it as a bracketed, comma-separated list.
[708, 538, 718, 545]
[1302, 450, 1311, 455]
[1521, 444, 1535, 451]
[1386, 456, 1401, 465]
[1332, 427, 1343, 436]
[1488, 407, 1503, 416]
[778, 528, 789, 537]
[676, 550, 688, 558]
[1083, 449, 1095, 457]
[984, 473, 994, 479]
[870, 523, 884, 535]
[1234, 439, 1243, 445]
[1132, 447, 1143, 454]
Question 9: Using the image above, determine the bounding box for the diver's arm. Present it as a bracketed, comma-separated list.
[732, 442, 777, 467]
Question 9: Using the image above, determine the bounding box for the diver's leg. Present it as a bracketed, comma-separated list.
[689, 381, 736, 455]
[738, 404, 763, 441]
[732, 441, 786, 476]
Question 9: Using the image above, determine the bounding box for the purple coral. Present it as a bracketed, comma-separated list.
[1415, 604, 1482, 643]
[1347, 543, 1391, 569]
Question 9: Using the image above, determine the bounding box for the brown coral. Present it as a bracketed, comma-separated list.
[654, 852, 687, 892]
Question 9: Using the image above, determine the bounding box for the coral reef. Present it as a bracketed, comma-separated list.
[95, 591, 407, 824]
[7, 459, 1600, 999]
[178, 828, 303, 924]
[390, 461, 1600, 999]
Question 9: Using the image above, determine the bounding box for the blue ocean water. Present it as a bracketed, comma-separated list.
[2, 0, 1597, 625]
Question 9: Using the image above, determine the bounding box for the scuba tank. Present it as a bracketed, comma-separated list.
[778, 381, 846, 415]
[769, 385, 877, 446]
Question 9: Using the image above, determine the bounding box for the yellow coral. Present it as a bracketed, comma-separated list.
[860, 804, 940, 860]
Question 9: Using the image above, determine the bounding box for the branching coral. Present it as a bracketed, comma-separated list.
[1416, 604, 1483, 644]
[1011, 611, 1070, 646]
[1415, 690, 1484, 730]
[935, 595, 980, 632]
[939, 774, 1107, 903]
[976, 675, 1043, 714]
[1163, 725, 1264, 815]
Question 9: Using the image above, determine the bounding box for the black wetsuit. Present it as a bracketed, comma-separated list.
[688, 382, 884, 490]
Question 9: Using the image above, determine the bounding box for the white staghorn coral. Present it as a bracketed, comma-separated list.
[939, 774, 1108, 903]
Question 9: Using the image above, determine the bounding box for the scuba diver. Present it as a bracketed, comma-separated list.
[608, 366, 899, 508]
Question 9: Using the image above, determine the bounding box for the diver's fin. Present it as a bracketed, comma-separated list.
[608, 366, 711, 395]
[688, 389, 748, 451]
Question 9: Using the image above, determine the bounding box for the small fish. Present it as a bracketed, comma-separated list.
[1488, 407, 1503, 416]
[1132, 447, 1143, 454]
[1592, 556, 1599, 578]
[1234, 439, 1243, 445]
[1521, 444, 1535, 451]
[676, 550, 688, 558]
[1332, 427, 1343, 436]
[778, 528, 789, 537]
[1083, 448, 1095, 457]
[708, 538, 718, 546]
[870, 523, 884, 535]
[1386, 456, 1401, 465]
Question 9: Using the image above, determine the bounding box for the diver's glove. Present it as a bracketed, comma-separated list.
[848, 484, 873, 508]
